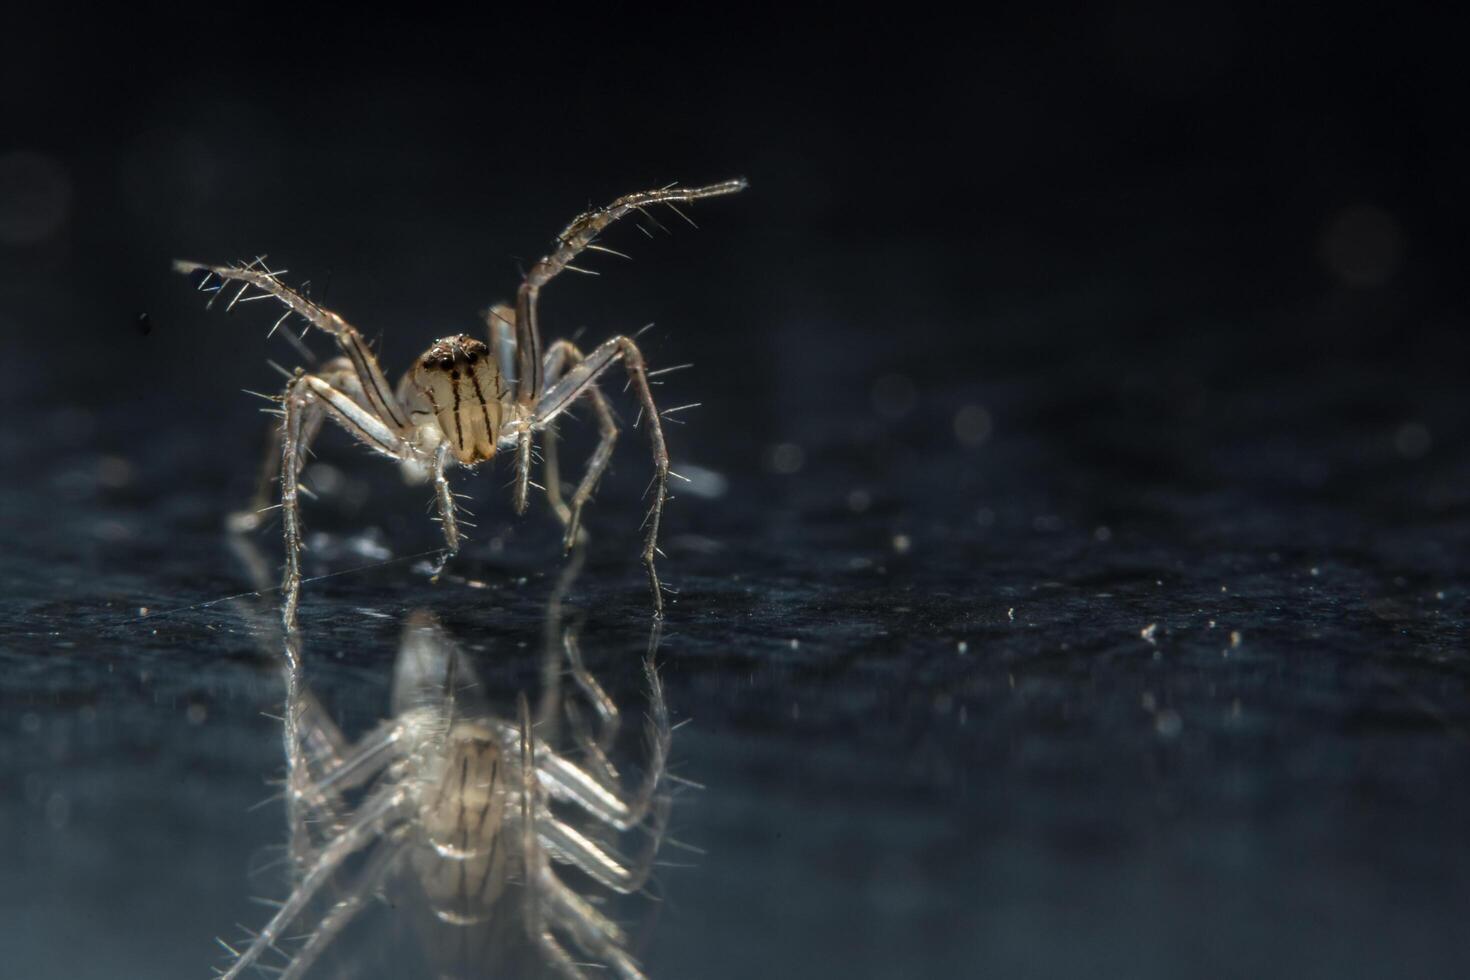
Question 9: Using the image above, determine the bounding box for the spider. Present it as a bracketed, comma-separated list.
[215, 556, 675, 979]
[177, 178, 747, 630]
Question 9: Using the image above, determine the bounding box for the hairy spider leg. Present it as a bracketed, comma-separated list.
[532, 334, 673, 616]
[541, 339, 620, 548]
[174, 260, 413, 437]
[513, 178, 748, 408]
[279, 370, 421, 631]
[229, 357, 355, 534]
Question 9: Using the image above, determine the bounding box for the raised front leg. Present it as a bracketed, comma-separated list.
[175, 258, 413, 437]
[513, 178, 747, 406]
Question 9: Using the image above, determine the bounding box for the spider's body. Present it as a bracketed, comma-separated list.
[177, 179, 746, 629]
[404, 333, 508, 466]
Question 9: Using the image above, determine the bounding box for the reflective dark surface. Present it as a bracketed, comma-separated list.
[4, 8, 1469, 979]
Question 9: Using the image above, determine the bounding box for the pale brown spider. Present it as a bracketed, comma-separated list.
[177, 179, 746, 629]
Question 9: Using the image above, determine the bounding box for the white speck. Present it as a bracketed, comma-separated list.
[137, 606, 149, 617]
[1310, 566, 1320, 577]
[1220, 585, 1228, 593]
[1007, 607, 1015, 622]
[1141, 623, 1158, 645]
[1436, 591, 1445, 600]
[1229, 630, 1242, 648]
[957, 640, 969, 654]
[1208, 619, 1217, 628]
[788, 638, 800, 650]
[892, 534, 912, 555]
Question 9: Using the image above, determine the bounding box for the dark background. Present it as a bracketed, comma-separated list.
[2, 6, 1468, 979]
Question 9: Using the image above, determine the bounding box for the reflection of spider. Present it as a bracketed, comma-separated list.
[216, 588, 673, 978]
[177, 179, 746, 629]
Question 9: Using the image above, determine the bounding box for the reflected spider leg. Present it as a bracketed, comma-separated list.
[278, 825, 410, 980]
[521, 697, 652, 980]
[218, 782, 409, 980]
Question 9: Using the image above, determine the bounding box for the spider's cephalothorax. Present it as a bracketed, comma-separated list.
[177, 178, 747, 629]
[404, 334, 507, 465]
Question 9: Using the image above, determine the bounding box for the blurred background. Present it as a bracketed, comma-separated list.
[2, 6, 1467, 979]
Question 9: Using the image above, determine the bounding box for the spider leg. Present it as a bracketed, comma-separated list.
[536, 862, 649, 980]
[514, 178, 747, 406]
[530, 651, 669, 832]
[216, 782, 407, 980]
[531, 334, 672, 616]
[280, 370, 413, 632]
[228, 357, 355, 534]
[523, 689, 644, 980]
[539, 793, 672, 895]
[541, 339, 619, 551]
[535, 547, 590, 735]
[483, 302, 519, 385]
[277, 830, 408, 980]
[429, 442, 461, 580]
[561, 628, 622, 786]
[175, 258, 413, 438]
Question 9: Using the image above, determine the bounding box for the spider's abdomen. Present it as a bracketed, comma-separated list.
[410, 726, 512, 926]
[407, 335, 506, 465]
